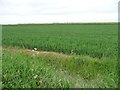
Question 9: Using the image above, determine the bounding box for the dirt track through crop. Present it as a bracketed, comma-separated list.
[2, 47, 72, 59]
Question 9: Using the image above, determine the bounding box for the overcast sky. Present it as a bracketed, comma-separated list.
[0, 0, 119, 24]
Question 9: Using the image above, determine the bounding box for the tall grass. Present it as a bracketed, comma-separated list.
[2, 49, 118, 88]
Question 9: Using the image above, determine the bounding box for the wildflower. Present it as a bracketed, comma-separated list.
[34, 48, 37, 51]
[34, 75, 38, 79]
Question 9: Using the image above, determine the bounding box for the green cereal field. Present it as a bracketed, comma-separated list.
[2, 23, 118, 88]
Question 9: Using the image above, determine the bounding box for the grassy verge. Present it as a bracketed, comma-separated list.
[2, 48, 118, 88]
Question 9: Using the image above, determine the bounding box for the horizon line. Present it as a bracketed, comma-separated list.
[0, 22, 118, 25]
